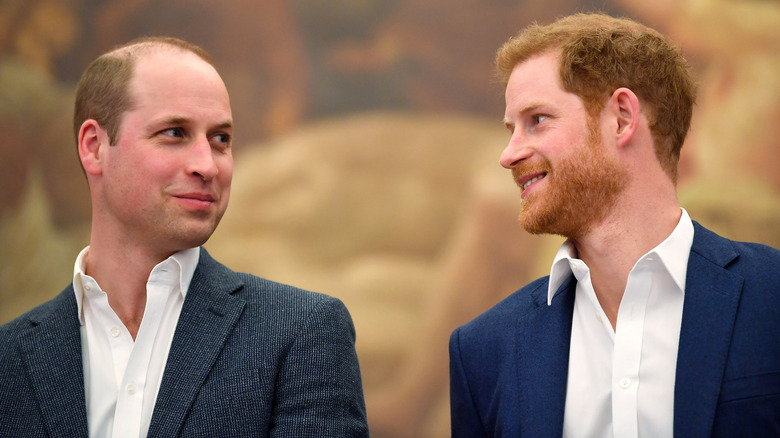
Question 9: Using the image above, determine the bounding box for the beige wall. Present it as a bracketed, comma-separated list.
[2, 1, 779, 436]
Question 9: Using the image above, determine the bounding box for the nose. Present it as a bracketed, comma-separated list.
[499, 134, 533, 169]
[188, 136, 219, 180]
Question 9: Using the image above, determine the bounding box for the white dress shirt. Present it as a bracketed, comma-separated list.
[550, 209, 694, 438]
[73, 247, 199, 438]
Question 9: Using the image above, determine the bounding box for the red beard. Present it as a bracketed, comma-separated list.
[512, 127, 626, 238]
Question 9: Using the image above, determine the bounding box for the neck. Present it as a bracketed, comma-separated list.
[570, 189, 681, 329]
[85, 230, 178, 340]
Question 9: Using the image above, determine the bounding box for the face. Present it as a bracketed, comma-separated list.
[500, 51, 625, 238]
[96, 49, 234, 255]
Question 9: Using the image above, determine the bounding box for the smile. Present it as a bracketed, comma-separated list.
[523, 175, 544, 190]
[176, 197, 214, 208]
[172, 192, 218, 211]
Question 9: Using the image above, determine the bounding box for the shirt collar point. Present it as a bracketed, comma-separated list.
[548, 240, 578, 302]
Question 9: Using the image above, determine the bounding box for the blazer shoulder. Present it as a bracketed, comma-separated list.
[198, 249, 352, 331]
[237, 271, 347, 311]
[727, 240, 780, 270]
[198, 247, 346, 310]
[454, 276, 550, 340]
[691, 222, 780, 281]
[0, 286, 75, 338]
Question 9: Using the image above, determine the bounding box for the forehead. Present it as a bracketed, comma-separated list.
[504, 51, 586, 118]
[128, 48, 231, 116]
[505, 52, 563, 102]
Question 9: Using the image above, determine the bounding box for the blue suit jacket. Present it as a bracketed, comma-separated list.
[0, 248, 369, 437]
[450, 222, 780, 437]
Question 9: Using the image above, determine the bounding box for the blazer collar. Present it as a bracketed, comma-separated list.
[147, 247, 246, 438]
[18, 288, 89, 437]
[515, 276, 575, 437]
[674, 222, 743, 438]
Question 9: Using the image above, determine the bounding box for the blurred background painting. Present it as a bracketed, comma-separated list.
[1, 0, 779, 436]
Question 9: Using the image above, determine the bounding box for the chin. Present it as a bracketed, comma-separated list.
[169, 226, 217, 250]
[518, 204, 588, 238]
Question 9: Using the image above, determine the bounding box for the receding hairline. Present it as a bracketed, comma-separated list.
[72, 37, 217, 147]
[101, 36, 214, 66]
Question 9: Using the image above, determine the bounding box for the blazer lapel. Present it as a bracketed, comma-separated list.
[147, 249, 246, 438]
[674, 223, 743, 438]
[516, 276, 575, 437]
[18, 288, 89, 437]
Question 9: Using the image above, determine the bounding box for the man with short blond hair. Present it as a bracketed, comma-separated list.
[0, 37, 368, 437]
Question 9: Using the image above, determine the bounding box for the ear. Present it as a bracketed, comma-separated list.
[608, 87, 640, 149]
[78, 119, 108, 176]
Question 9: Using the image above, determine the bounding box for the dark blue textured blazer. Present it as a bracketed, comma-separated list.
[450, 222, 780, 437]
[0, 248, 369, 437]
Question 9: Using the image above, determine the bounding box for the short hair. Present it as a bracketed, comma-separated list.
[73, 36, 213, 145]
[496, 13, 697, 183]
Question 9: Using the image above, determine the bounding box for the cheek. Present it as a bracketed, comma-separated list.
[218, 156, 234, 186]
[217, 160, 232, 209]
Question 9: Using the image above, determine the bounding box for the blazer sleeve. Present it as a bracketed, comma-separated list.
[450, 326, 488, 438]
[270, 295, 369, 438]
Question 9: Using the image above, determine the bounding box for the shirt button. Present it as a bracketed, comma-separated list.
[126, 384, 136, 395]
[619, 378, 632, 389]
[110, 327, 121, 338]
[84, 284, 92, 292]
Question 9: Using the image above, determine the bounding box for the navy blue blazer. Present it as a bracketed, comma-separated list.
[450, 222, 780, 437]
[0, 248, 369, 437]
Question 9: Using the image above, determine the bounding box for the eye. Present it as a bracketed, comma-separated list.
[532, 114, 549, 125]
[211, 133, 231, 151]
[161, 127, 184, 138]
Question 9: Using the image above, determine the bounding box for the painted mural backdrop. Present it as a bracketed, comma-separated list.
[2, 1, 779, 436]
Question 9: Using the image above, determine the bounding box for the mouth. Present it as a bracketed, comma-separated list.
[173, 192, 217, 210]
[516, 172, 547, 197]
[178, 192, 216, 202]
[522, 174, 545, 190]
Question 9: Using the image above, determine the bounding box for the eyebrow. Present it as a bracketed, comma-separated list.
[213, 121, 233, 131]
[503, 101, 547, 125]
[155, 117, 233, 131]
[157, 116, 189, 126]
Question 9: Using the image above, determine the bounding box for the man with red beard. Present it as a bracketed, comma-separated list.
[449, 13, 780, 438]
